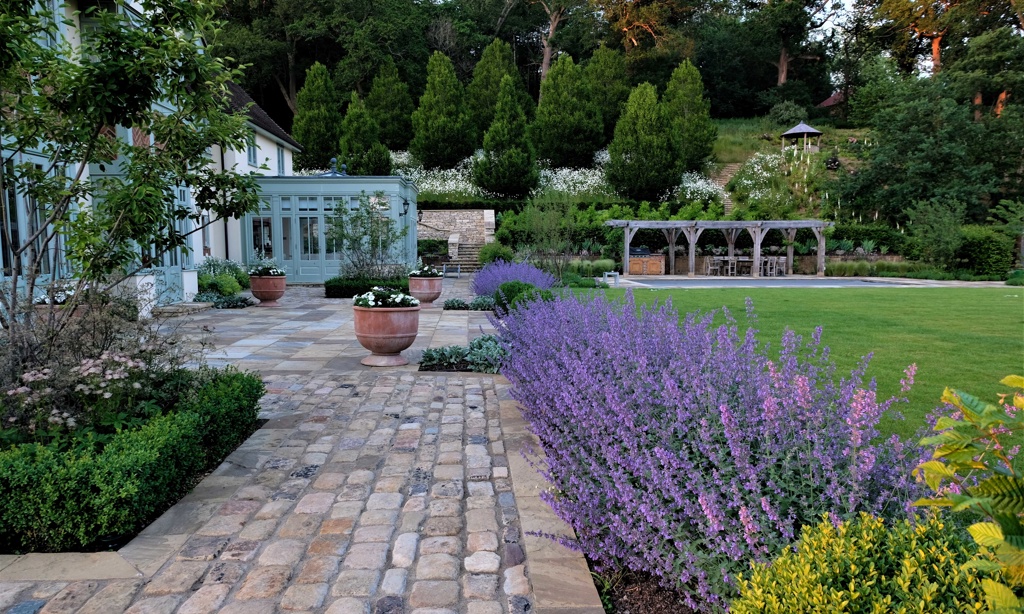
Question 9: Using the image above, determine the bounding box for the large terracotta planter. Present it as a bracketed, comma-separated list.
[408, 276, 443, 307]
[353, 305, 420, 367]
[250, 275, 286, 307]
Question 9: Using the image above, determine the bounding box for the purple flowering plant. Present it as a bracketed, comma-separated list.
[471, 260, 557, 297]
[495, 291, 924, 611]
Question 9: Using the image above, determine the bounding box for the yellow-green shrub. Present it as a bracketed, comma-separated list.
[732, 513, 991, 614]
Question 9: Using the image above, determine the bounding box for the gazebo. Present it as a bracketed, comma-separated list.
[605, 219, 834, 277]
[781, 122, 823, 152]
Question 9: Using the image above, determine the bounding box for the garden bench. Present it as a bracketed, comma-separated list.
[442, 263, 461, 278]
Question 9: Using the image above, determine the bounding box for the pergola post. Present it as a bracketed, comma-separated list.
[723, 228, 741, 258]
[747, 226, 764, 278]
[662, 228, 680, 275]
[623, 225, 640, 277]
[784, 228, 797, 275]
[683, 227, 704, 277]
[812, 226, 826, 277]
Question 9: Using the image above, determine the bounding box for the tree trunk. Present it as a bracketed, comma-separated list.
[996, 90, 1009, 117]
[931, 35, 942, 74]
[974, 91, 983, 121]
[777, 46, 790, 86]
[539, 9, 563, 85]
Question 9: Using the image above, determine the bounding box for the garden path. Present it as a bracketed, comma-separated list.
[0, 281, 603, 614]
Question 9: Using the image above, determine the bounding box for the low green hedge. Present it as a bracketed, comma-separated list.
[324, 277, 409, 298]
[0, 369, 264, 553]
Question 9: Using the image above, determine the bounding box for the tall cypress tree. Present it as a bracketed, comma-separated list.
[530, 55, 603, 168]
[291, 62, 341, 171]
[339, 92, 392, 175]
[606, 83, 679, 202]
[473, 74, 538, 199]
[584, 46, 630, 144]
[410, 52, 475, 170]
[662, 60, 717, 172]
[365, 58, 415, 151]
[466, 39, 532, 144]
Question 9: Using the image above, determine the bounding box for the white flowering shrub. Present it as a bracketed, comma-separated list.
[353, 286, 420, 308]
[392, 151, 483, 201]
[663, 172, 726, 204]
[727, 153, 795, 218]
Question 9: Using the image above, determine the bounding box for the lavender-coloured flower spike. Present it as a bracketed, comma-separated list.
[493, 291, 925, 611]
[471, 260, 557, 296]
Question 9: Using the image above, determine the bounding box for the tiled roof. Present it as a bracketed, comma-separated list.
[226, 81, 302, 150]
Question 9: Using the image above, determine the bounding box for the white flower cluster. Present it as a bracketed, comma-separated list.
[392, 152, 482, 199]
[354, 286, 420, 308]
[533, 166, 616, 200]
[663, 172, 726, 203]
[732, 153, 785, 201]
[33, 280, 82, 305]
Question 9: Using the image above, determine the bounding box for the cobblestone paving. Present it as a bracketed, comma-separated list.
[0, 278, 543, 614]
[0, 371, 534, 614]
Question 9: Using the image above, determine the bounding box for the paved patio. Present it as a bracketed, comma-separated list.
[0, 279, 603, 614]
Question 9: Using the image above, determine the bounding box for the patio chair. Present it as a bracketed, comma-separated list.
[776, 256, 787, 276]
[705, 257, 720, 276]
[725, 257, 737, 276]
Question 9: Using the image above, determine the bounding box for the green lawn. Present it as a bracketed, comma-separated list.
[602, 287, 1024, 440]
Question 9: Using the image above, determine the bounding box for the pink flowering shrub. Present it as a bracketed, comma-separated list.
[496, 292, 924, 610]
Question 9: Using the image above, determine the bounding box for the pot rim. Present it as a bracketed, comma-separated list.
[352, 305, 422, 312]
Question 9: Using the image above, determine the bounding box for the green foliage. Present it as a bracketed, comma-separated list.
[211, 295, 255, 309]
[210, 273, 242, 297]
[197, 258, 250, 289]
[1007, 276, 1024, 286]
[768, 100, 808, 126]
[468, 295, 496, 311]
[606, 83, 679, 202]
[364, 58, 414, 151]
[466, 39, 531, 142]
[478, 242, 515, 264]
[465, 334, 507, 373]
[338, 92, 392, 176]
[473, 74, 539, 199]
[325, 191, 408, 278]
[831, 224, 911, 256]
[531, 55, 604, 169]
[292, 62, 341, 171]
[907, 200, 966, 268]
[915, 375, 1024, 609]
[324, 277, 409, 298]
[662, 61, 717, 172]
[420, 345, 468, 370]
[493, 281, 537, 313]
[566, 259, 616, 277]
[956, 225, 1015, 277]
[417, 239, 448, 257]
[509, 287, 555, 310]
[732, 513, 991, 614]
[410, 52, 475, 170]
[584, 46, 630, 143]
[442, 298, 469, 310]
[0, 369, 263, 553]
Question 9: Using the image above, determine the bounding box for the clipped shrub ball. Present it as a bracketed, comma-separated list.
[732, 513, 991, 614]
[493, 281, 537, 313]
[478, 242, 515, 265]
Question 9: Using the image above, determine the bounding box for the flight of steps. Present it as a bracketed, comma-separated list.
[448, 242, 484, 273]
[712, 162, 744, 216]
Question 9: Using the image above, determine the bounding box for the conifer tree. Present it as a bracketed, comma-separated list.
[339, 92, 392, 175]
[466, 39, 532, 143]
[292, 62, 341, 170]
[365, 58, 415, 151]
[584, 46, 630, 144]
[606, 83, 679, 202]
[662, 60, 717, 172]
[473, 74, 539, 199]
[410, 52, 476, 169]
[530, 55, 603, 168]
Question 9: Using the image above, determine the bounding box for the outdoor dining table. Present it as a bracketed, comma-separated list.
[709, 256, 785, 277]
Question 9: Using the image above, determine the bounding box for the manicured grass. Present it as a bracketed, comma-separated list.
[602, 287, 1024, 440]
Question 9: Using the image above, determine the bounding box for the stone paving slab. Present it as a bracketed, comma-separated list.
[0, 277, 603, 613]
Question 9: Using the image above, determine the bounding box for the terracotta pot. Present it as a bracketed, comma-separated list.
[353, 305, 420, 367]
[250, 275, 286, 307]
[408, 276, 443, 307]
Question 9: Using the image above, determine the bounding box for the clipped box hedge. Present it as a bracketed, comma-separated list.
[0, 369, 264, 553]
[324, 277, 409, 299]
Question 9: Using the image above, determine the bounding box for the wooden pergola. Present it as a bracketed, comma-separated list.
[605, 219, 834, 278]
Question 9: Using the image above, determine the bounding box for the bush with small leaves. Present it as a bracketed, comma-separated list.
[468, 296, 496, 311]
[479, 242, 515, 264]
[465, 334, 507, 373]
[769, 100, 808, 126]
[419, 346, 468, 371]
[443, 298, 469, 310]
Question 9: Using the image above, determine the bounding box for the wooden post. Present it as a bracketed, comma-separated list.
[662, 228, 679, 275]
[785, 228, 797, 275]
[724, 228, 740, 258]
[748, 226, 763, 278]
[623, 225, 639, 277]
[812, 226, 826, 277]
[684, 227, 704, 277]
